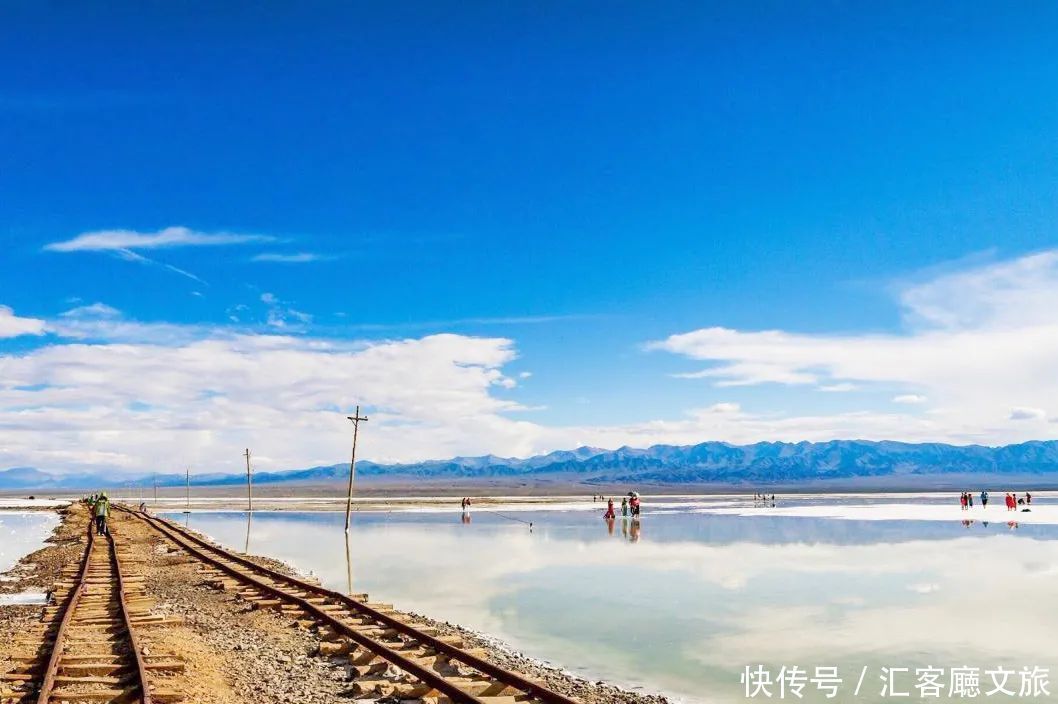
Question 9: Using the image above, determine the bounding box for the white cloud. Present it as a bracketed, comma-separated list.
[259, 292, 312, 329]
[0, 320, 527, 473]
[7, 249, 1058, 475]
[702, 402, 741, 414]
[821, 383, 858, 393]
[44, 226, 273, 252]
[892, 394, 927, 404]
[252, 252, 324, 263]
[1010, 406, 1046, 421]
[40, 226, 269, 284]
[650, 249, 1058, 444]
[0, 306, 46, 338]
[46, 305, 211, 345]
[60, 302, 121, 319]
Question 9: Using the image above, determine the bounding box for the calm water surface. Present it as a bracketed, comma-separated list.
[164, 498, 1058, 703]
[0, 511, 59, 575]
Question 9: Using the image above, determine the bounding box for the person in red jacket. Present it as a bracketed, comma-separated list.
[604, 497, 616, 520]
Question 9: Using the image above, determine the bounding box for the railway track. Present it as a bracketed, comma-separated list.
[2, 517, 182, 704]
[118, 505, 581, 704]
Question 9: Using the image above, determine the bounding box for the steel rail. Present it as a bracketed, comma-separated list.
[108, 530, 153, 704]
[35, 520, 95, 704]
[35, 516, 153, 704]
[120, 506, 580, 704]
[127, 510, 489, 704]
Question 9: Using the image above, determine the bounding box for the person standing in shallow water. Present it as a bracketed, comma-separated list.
[981, 490, 988, 508]
[960, 493, 967, 510]
[621, 497, 628, 517]
[968, 492, 973, 508]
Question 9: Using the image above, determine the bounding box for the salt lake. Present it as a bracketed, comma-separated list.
[161, 493, 1058, 703]
[0, 511, 60, 576]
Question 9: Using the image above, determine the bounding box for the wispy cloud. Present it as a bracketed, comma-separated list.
[42, 226, 272, 284]
[252, 252, 326, 263]
[260, 292, 312, 329]
[336, 314, 600, 333]
[44, 226, 274, 252]
[109, 246, 206, 284]
[0, 306, 46, 339]
[820, 383, 859, 393]
[892, 394, 927, 404]
[60, 303, 121, 319]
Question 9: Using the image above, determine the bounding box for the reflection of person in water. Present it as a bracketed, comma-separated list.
[629, 519, 641, 542]
[606, 517, 615, 535]
[461, 511, 471, 524]
[620, 517, 628, 539]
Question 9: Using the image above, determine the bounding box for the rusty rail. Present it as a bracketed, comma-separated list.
[120, 506, 580, 704]
[109, 530, 153, 704]
[35, 520, 94, 704]
[35, 515, 153, 704]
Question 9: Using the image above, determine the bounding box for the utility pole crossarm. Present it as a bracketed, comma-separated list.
[344, 406, 369, 532]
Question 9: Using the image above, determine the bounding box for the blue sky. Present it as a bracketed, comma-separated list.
[3, 3, 1058, 474]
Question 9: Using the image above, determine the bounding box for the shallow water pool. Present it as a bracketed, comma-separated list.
[0, 511, 59, 577]
[163, 497, 1058, 703]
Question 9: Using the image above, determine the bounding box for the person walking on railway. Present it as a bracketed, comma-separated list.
[94, 492, 110, 535]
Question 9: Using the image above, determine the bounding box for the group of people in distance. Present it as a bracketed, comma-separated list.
[753, 492, 776, 507]
[960, 491, 1032, 511]
[602, 494, 640, 519]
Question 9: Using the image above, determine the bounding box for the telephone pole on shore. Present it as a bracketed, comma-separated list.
[344, 406, 369, 532]
[244, 448, 254, 512]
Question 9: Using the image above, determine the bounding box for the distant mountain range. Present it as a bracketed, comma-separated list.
[5, 439, 1058, 490]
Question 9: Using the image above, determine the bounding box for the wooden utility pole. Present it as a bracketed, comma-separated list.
[184, 467, 191, 513]
[244, 448, 254, 512]
[345, 530, 353, 596]
[153, 474, 158, 505]
[344, 406, 369, 532]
